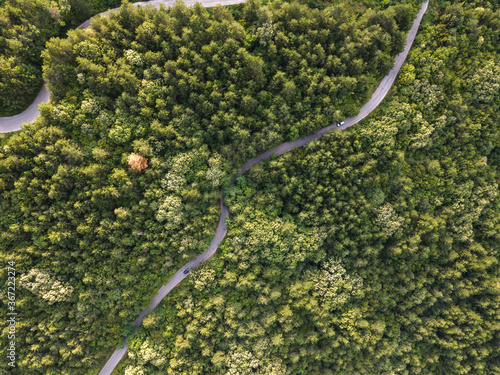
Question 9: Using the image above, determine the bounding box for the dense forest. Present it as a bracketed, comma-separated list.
[119, 1, 500, 375]
[0, 0, 426, 373]
[40, 0, 419, 165]
[0, 0, 413, 116]
[0, 0, 123, 115]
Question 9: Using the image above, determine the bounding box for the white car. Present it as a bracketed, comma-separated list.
[336, 121, 345, 127]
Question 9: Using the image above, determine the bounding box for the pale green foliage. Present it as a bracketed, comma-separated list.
[178, 235, 203, 254]
[155, 195, 183, 229]
[311, 258, 363, 308]
[178, 294, 197, 316]
[168, 152, 195, 175]
[20, 268, 74, 305]
[375, 203, 405, 236]
[225, 347, 259, 375]
[411, 78, 444, 110]
[131, 338, 166, 367]
[408, 112, 435, 150]
[91, 147, 108, 161]
[138, 20, 155, 39]
[451, 180, 498, 241]
[77, 72, 85, 85]
[124, 365, 145, 375]
[162, 172, 185, 191]
[114, 207, 130, 221]
[256, 18, 276, 46]
[469, 60, 500, 105]
[142, 312, 162, 329]
[162, 152, 195, 191]
[80, 98, 99, 115]
[190, 266, 216, 291]
[257, 357, 287, 375]
[124, 49, 143, 66]
[206, 154, 225, 188]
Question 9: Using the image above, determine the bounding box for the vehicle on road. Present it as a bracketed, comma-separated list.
[336, 121, 345, 127]
[183, 268, 190, 275]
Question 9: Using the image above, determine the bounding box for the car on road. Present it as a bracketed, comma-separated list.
[336, 121, 345, 127]
[183, 268, 190, 275]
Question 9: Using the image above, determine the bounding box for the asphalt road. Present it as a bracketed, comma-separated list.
[0, 0, 429, 373]
[0, 84, 50, 133]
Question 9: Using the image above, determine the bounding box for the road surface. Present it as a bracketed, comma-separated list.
[0, 0, 429, 373]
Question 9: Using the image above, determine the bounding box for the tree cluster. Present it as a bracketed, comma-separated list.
[0, 0, 119, 115]
[122, 2, 500, 374]
[42, 0, 416, 166]
[0, 0, 419, 373]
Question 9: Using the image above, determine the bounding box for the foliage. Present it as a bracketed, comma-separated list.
[0, 0, 119, 115]
[122, 2, 500, 374]
[0, 122, 223, 373]
[0, 0, 418, 373]
[40, 0, 416, 165]
[19, 268, 74, 305]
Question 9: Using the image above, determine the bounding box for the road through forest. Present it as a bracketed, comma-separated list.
[0, 0, 429, 373]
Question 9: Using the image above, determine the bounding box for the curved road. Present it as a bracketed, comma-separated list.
[0, 0, 429, 373]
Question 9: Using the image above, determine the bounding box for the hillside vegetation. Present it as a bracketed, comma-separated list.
[121, 2, 500, 374]
[0, 0, 121, 115]
[0, 0, 419, 373]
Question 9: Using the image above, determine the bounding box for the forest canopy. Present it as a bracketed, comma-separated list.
[0, 0, 499, 374]
[40, 0, 418, 165]
[0, 0, 121, 115]
[0, 0, 424, 373]
[120, 1, 500, 374]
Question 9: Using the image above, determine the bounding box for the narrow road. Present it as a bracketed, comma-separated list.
[0, 84, 50, 133]
[0, 0, 429, 373]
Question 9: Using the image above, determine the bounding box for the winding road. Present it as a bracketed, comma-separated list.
[0, 0, 429, 373]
